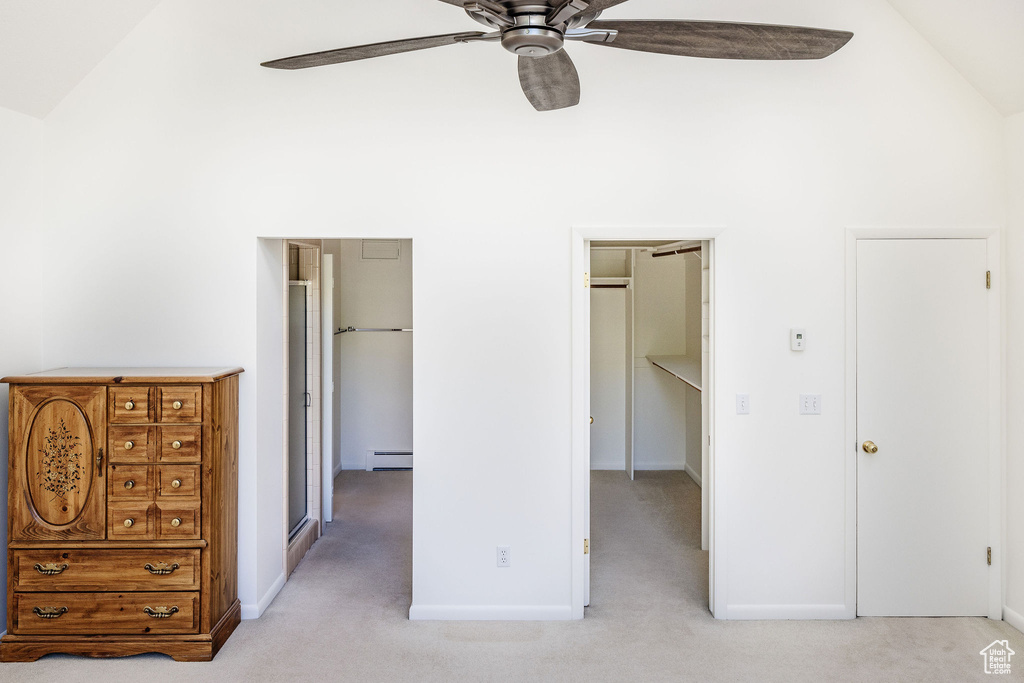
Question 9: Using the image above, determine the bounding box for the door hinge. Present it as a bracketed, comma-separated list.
[584, 538, 590, 555]
[584, 272, 590, 288]
[986, 271, 991, 290]
[988, 547, 992, 566]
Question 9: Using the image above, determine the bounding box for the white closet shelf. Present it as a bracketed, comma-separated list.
[646, 355, 701, 392]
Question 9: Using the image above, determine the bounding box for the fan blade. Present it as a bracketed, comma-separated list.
[519, 51, 581, 111]
[436, 0, 466, 5]
[586, 20, 853, 60]
[586, 0, 633, 13]
[261, 32, 485, 69]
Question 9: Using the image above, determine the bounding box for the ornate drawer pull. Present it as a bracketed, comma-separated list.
[170, 518, 182, 528]
[125, 400, 135, 410]
[124, 440, 134, 450]
[124, 518, 135, 528]
[172, 400, 183, 410]
[171, 440, 182, 450]
[143, 606, 179, 619]
[33, 563, 69, 576]
[124, 480, 135, 490]
[33, 606, 68, 619]
[171, 479, 182, 489]
[144, 562, 180, 575]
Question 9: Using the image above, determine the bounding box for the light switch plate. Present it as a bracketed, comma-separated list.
[799, 394, 822, 415]
[736, 394, 750, 415]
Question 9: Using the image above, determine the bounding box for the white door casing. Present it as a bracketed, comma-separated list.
[857, 238, 991, 616]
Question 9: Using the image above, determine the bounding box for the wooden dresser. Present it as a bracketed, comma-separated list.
[1, 368, 242, 662]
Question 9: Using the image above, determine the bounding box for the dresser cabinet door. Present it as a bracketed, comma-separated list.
[9, 386, 107, 541]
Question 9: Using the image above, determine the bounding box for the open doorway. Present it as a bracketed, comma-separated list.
[571, 230, 718, 619]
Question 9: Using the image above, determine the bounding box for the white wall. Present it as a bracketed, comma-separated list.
[0, 105, 46, 625]
[684, 254, 703, 483]
[323, 240, 343, 476]
[2, 0, 1008, 619]
[1005, 112, 1024, 626]
[336, 239, 413, 470]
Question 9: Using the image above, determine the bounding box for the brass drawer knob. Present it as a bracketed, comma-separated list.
[124, 518, 135, 528]
[32, 606, 68, 619]
[171, 440, 182, 450]
[143, 606, 179, 619]
[33, 562, 69, 576]
[171, 479, 182, 489]
[124, 480, 135, 490]
[170, 518, 182, 528]
[172, 400, 183, 410]
[124, 440, 134, 450]
[145, 562, 180, 575]
[125, 400, 135, 410]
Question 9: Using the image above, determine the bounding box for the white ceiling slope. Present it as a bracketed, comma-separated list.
[0, 0, 159, 119]
[0, 1, 1022, 119]
[887, 0, 1024, 116]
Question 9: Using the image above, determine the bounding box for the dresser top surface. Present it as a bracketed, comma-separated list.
[2, 367, 244, 385]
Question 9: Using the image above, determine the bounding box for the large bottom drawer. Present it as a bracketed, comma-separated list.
[12, 548, 200, 592]
[12, 592, 199, 635]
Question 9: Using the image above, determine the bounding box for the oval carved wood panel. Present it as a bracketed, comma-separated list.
[25, 400, 94, 527]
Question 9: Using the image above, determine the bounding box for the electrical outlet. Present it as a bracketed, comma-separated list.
[736, 394, 750, 415]
[497, 546, 511, 567]
[799, 394, 822, 415]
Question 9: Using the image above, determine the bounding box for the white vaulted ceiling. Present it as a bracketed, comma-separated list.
[0, 0, 159, 118]
[886, 0, 1024, 115]
[0, 1, 1021, 118]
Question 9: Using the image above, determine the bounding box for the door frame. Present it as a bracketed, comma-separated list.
[844, 227, 1004, 620]
[571, 225, 723, 620]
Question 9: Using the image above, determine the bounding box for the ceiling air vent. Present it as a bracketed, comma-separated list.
[361, 240, 401, 260]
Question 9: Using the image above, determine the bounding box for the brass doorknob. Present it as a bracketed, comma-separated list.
[171, 518, 182, 528]
[862, 441, 879, 454]
[125, 400, 135, 410]
[124, 441, 134, 450]
[171, 440, 182, 450]
[589, 416, 594, 425]
[172, 400, 183, 410]
[171, 479, 182, 489]
[124, 480, 135, 490]
[124, 518, 135, 528]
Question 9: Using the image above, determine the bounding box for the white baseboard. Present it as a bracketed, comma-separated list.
[409, 604, 573, 621]
[684, 463, 702, 487]
[241, 572, 286, 620]
[721, 604, 853, 620]
[333, 461, 343, 478]
[590, 461, 624, 471]
[633, 461, 686, 471]
[1004, 605, 1024, 634]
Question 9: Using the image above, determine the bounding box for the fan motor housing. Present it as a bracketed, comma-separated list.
[502, 12, 564, 57]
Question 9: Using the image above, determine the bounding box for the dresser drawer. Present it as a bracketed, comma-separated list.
[12, 549, 200, 592]
[12, 592, 200, 635]
[157, 465, 200, 498]
[158, 504, 201, 540]
[108, 425, 155, 463]
[109, 387, 154, 423]
[158, 426, 202, 463]
[109, 464, 151, 500]
[158, 385, 202, 423]
[108, 503, 153, 540]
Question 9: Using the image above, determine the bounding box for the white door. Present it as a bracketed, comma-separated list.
[590, 287, 628, 473]
[322, 255, 335, 523]
[583, 243, 591, 607]
[857, 239, 990, 616]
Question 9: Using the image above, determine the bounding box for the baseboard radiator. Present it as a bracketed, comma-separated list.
[365, 450, 413, 471]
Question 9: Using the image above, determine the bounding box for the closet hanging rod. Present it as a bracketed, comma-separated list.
[335, 326, 413, 335]
[651, 246, 701, 259]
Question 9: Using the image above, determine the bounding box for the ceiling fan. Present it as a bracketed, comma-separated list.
[261, 0, 853, 111]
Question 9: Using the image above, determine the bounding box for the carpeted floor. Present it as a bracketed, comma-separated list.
[2, 470, 1020, 682]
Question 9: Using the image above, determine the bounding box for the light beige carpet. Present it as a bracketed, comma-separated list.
[2, 470, 1019, 682]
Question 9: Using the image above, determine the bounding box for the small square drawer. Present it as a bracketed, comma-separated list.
[157, 505, 200, 539]
[109, 464, 151, 500]
[158, 426, 202, 463]
[157, 465, 199, 498]
[108, 503, 153, 540]
[108, 426, 155, 463]
[109, 387, 154, 423]
[158, 385, 202, 423]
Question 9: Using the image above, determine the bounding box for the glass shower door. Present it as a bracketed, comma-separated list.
[288, 282, 309, 537]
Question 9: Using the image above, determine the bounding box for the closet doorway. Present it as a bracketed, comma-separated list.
[571, 230, 719, 619]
